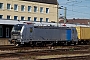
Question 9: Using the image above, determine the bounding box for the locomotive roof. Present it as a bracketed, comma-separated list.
[34, 26, 73, 29]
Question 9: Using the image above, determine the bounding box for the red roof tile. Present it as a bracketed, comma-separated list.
[59, 19, 90, 25]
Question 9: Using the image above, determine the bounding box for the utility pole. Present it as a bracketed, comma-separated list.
[57, 3, 59, 27]
[64, 7, 67, 25]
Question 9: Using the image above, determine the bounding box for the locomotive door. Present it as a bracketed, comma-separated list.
[66, 29, 71, 41]
[6, 27, 9, 38]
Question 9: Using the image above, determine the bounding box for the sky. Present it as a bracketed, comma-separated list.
[57, 0, 90, 19]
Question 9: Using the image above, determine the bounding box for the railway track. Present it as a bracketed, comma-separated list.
[0, 49, 90, 60]
[0, 45, 89, 51]
[0, 45, 90, 60]
[42, 55, 90, 60]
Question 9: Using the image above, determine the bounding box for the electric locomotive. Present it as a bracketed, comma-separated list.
[9, 22, 78, 46]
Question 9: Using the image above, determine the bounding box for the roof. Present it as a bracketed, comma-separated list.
[59, 19, 90, 25]
[0, 19, 90, 27]
[22, 0, 58, 5]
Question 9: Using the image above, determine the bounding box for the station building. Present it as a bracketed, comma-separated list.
[0, 0, 58, 45]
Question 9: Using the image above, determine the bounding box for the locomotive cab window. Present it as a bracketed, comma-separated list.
[12, 24, 23, 32]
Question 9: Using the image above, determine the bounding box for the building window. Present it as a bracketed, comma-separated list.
[40, 7, 43, 13]
[28, 6, 31, 12]
[0, 15, 3, 19]
[0, 3, 3, 9]
[14, 16, 18, 20]
[46, 18, 49, 22]
[7, 15, 11, 19]
[21, 16, 24, 20]
[0, 26, 3, 37]
[28, 17, 31, 21]
[40, 18, 43, 22]
[7, 3, 11, 10]
[34, 17, 37, 22]
[34, 6, 37, 12]
[14, 4, 18, 11]
[46, 8, 49, 13]
[21, 5, 25, 11]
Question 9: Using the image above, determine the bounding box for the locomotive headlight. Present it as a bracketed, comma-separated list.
[21, 35, 22, 39]
[20, 33, 22, 39]
[20, 32, 24, 39]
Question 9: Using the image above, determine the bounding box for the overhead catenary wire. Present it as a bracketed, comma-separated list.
[58, 0, 90, 18]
